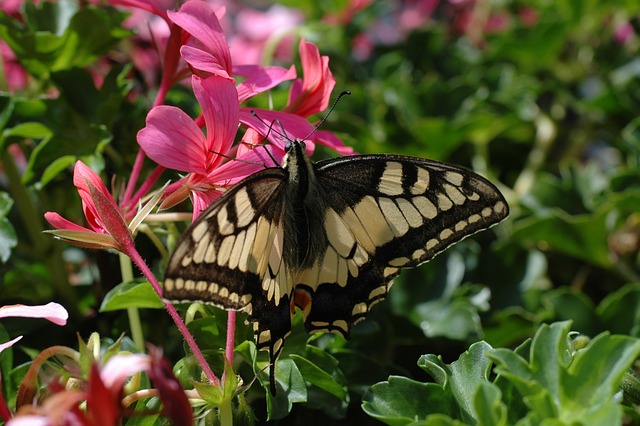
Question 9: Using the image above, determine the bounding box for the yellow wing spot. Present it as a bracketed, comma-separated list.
[413, 196, 438, 219]
[337, 256, 349, 287]
[379, 197, 409, 237]
[353, 196, 395, 246]
[164, 278, 175, 291]
[253, 217, 276, 276]
[218, 287, 229, 298]
[192, 232, 210, 264]
[439, 228, 454, 240]
[339, 205, 377, 254]
[204, 242, 217, 264]
[180, 254, 193, 267]
[437, 192, 453, 211]
[383, 267, 399, 277]
[325, 208, 357, 258]
[332, 320, 349, 334]
[495, 201, 507, 215]
[426, 238, 439, 250]
[228, 229, 246, 270]
[228, 292, 239, 305]
[468, 214, 481, 224]
[318, 247, 338, 285]
[184, 279, 195, 290]
[353, 244, 369, 266]
[412, 248, 426, 259]
[174, 278, 184, 290]
[352, 302, 368, 316]
[481, 207, 493, 218]
[378, 162, 404, 196]
[258, 330, 271, 345]
[217, 235, 235, 266]
[208, 282, 219, 294]
[191, 220, 210, 243]
[411, 167, 430, 194]
[196, 281, 207, 291]
[347, 259, 359, 278]
[389, 257, 410, 267]
[396, 198, 423, 228]
[238, 222, 257, 272]
[368, 286, 387, 300]
[454, 220, 468, 232]
[217, 205, 234, 235]
[443, 183, 466, 205]
[234, 187, 255, 228]
[467, 191, 480, 201]
[444, 171, 464, 186]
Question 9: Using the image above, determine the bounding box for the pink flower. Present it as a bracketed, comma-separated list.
[168, 0, 297, 100]
[229, 4, 304, 65]
[285, 39, 337, 118]
[0, 303, 68, 354]
[139, 75, 275, 215]
[44, 161, 159, 254]
[8, 351, 192, 425]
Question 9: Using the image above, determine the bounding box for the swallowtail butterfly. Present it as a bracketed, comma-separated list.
[163, 139, 509, 394]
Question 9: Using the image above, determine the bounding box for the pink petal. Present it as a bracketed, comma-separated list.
[0, 302, 68, 326]
[193, 75, 239, 160]
[100, 354, 152, 390]
[0, 336, 22, 354]
[313, 130, 354, 155]
[84, 175, 134, 253]
[207, 147, 283, 185]
[179, 45, 232, 79]
[234, 65, 296, 103]
[169, 1, 232, 77]
[287, 39, 336, 117]
[44, 212, 93, 233]
[138, 105, 208, 174]
[72, 162, 121, 234]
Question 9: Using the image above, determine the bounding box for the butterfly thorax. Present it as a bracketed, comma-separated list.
[281, 140, 328, 271]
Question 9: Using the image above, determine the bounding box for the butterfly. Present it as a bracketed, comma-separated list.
[163, 139, 509, 394]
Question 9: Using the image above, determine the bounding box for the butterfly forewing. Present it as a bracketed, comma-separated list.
[294, 155, 508, 336]
[163, 142, 509, 395]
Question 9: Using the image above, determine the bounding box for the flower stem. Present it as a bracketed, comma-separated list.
[118, 252, 145, 352]
[125, 248, 219, 386]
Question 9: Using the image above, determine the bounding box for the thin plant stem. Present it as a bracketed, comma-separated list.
[125, 248, 219, 386]
[118, 252, 145, 352]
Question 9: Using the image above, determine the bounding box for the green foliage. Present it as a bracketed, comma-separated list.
[363, 322, 640, 425]
[1, 0, 640, 424]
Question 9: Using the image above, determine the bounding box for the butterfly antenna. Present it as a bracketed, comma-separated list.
[302, 90, 351, 141]
[249, 110, 282, 167]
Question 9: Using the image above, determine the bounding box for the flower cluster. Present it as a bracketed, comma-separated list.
[17, 0, 348, 422]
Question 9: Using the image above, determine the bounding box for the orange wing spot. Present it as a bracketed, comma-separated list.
[292, 287, 313, 317]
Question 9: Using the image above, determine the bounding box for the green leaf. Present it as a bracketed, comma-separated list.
[596, 284, 640, 336]
[474, 382, 507, 426]
[419, 341, 494, 424]
[0, 192, 16, 263]
[264, 358, 307, 420]
[99, 280, 163, 312]
[362, 376, 451, 426]
[290, 345, 347, 401]
[0, 4, 130, 79]
[490, 321, 640, 424]
[2, 122, 52, 140]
